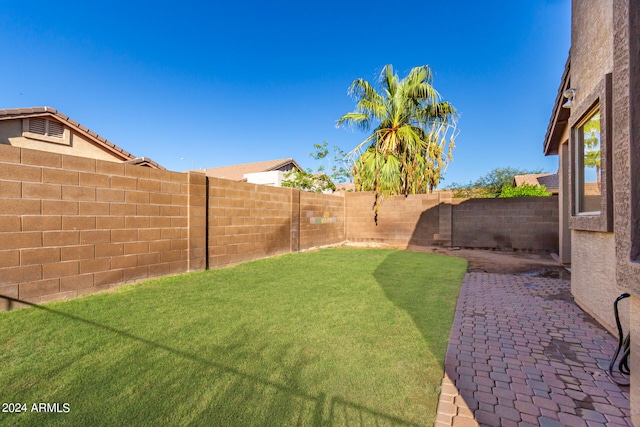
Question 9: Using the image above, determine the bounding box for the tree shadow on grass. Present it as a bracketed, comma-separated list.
[1, 296, 427, 427]
[373, 251, 466, 365]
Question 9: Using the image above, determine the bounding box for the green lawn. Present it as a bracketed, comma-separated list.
[0, 248, 466, 427]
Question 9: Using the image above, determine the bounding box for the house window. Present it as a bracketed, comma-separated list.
[569, 73, 612, 232]
[22, 117, 70, 145]
[575, 107, 601, 214]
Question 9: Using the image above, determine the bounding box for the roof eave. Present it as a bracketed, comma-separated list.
[124, 157, 167, 170]
[266, 158, 303, 172]
[543, 54, 571, 156]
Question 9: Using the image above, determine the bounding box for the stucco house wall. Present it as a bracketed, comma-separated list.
[544, 1, 639, 423]
[567, 0, 620, 331]
[571, 2, 614, 104]
[243, 171, 285, 187]
[612, 1, 640, 422]
[571, 231, 627, 332]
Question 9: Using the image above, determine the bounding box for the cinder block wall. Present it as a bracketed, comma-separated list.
[451, 196, 560, 252]
[200, 179, 347, 268]
[0, 144, 191, 309]
[345, 192, 442, 246]
[343, 192, 559, 252]
[300, 191, 345, 250]
[206, 177, 294, 268]
[0, 145, 350, 310]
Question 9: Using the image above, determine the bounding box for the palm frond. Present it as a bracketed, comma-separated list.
[348, 79, 382, 105]
[345, 132, 376, 163]
[336, 112, 371, 132]
[356, 99, 387, 122]
[405, 65, 433, 86]
[420, 101, 457, 121]
[379, 64, 399, 98]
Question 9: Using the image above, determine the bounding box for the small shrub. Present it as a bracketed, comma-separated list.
[451, 187, 496, 198]
[282, 169, 336, 193]
[498, 184, 552, 198]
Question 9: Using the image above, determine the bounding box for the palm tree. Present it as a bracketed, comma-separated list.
[337, 64, 458, 222]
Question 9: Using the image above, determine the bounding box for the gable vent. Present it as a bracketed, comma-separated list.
[48, 120, 64, 138]
[29, 117, 47, 135]
[28, 117, 64, 139]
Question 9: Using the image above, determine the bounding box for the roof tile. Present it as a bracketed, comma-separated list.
[514, 173, 559, 189]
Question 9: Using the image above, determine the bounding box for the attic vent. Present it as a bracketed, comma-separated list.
[28, 118, 64, 139]
[23, 117, 70, 145]
[48, 120, 64, 138]
[29, 117, 47, 135]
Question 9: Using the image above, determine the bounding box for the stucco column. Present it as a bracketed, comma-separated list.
[559, 142, 571, 264]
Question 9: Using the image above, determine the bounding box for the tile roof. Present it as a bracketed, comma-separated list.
[0, 106, 165, 169]
[513, 173, 559, 191]
[203, 158, 302, 181]
[537, 173, 559, 189]
[124, 157, 165, 169]
[334, 182, 355, 192]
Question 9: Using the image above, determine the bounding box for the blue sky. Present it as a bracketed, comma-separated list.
[1, 1, 570, 185]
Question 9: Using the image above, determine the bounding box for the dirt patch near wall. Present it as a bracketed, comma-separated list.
[409, 246, 570, 279]
[343, 242, 570, 279]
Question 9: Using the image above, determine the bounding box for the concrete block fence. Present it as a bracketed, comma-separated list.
[0, 144, 558, 309]
[0, 145, 193, 310]
[344, 192, 559, 252]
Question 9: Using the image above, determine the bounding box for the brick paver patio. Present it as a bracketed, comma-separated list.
[435, 272, 632, 427]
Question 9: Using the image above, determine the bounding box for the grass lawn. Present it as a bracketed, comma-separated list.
[0, 248, 466, 427]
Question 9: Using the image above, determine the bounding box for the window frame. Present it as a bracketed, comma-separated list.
[569, 73, 613, 232]
[574, 106, 601, 215]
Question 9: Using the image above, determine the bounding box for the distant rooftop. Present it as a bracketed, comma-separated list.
[203, 158, 302, 181]
[514, 173, 559, 193]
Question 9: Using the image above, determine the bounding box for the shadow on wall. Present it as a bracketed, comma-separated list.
[404, 205, 440, 247]
[406, 197, 559, 252]
[0, 295, 425, 427]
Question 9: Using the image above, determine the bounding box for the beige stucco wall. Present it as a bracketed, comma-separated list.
[612, 0, 640, 422]
[558, 139, 570, 264]
[571, 0, 613, 106]
[569, 0, 626, 342]
[0, 119, 123, 162]
[569, 1, 638, 422]
[0, 120, 22, 146]
[571, 230, 629, 334]
[632, 295, 640, 425]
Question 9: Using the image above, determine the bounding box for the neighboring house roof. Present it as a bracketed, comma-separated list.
[0, 106, 165, 169]
[513, 173, 559, 193]
[335, 182, 355, 192]
[124, 157, 165, 169]
[203, 158, 302, 181]
[543, 55, 571, 156]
